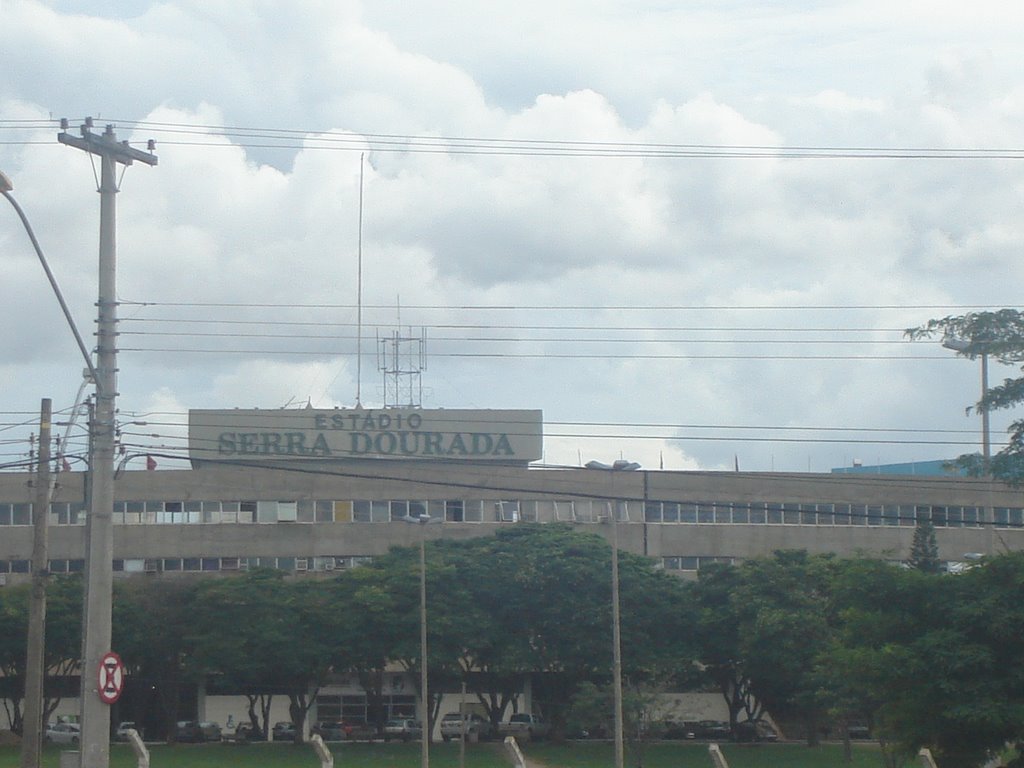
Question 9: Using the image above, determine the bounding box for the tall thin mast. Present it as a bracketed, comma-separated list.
[356, 153, 364, 407]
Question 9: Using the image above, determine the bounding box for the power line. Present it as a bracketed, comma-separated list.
[5, 118, 1024, 160]
[117, 346, 953, 360]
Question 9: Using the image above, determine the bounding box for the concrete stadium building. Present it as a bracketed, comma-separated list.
[3, 407, 1022, 582]
[3, 406, 1024, 735]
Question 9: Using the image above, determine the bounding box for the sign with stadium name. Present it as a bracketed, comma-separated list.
[188, 408, 543, 464]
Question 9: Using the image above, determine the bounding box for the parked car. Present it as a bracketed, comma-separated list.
[272, 721, 297, 741]
[848, 722, 872, 740]
[384, 718, 422, 742]
[45, 722, 81, 745]
[175, 720, 221, 742]
[312, 721, 347, 741]
[499, 713, 550, 741]
[440, 712, 492, 742]
[114, 721, 140, 741]
[232, 721, 259, 742]
[694, 720, 731, 740]
[661, 720, 698, 740]
[733, 720, 778, 742]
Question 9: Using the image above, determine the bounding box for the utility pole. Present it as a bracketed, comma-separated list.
[58, 119, 157, 768]
[21, 399, 53, 768]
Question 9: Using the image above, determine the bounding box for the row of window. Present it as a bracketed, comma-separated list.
[642, 501, 1024, 528]
[315, 693, 416, 723]
[3, 499, 1023, 528]
[0, 556, 373, 575]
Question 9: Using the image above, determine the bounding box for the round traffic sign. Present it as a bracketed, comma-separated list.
[97, 651, 125, 705]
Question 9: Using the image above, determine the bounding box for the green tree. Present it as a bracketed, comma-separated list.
[732, 551, 837, 745]
[113, 578, 200, 740]
[907, 518, 941, 573]
[188, 570, 335, 742]
[906, 309, 1024, 482]
[0, 582, 28, 733]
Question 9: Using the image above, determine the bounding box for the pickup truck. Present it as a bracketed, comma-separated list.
[440, 712, 492, 742]
[499, 713, 550, 741]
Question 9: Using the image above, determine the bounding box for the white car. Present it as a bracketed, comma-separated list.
[115, 721, 140, 741]
[46, 722, 81, 745]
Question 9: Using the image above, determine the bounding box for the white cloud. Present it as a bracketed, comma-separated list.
[2, 0, 1024, 473]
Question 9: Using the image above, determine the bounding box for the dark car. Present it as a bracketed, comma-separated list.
[175, 720, 221, 743]
[733, 720, 778, 742]
[694, 720, 731, 740]
[848, 722, 872, 740]
[272, 721, 297, 741]
[312, 721, 347, 741]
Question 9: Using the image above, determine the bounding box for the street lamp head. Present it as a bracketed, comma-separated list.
[942, 335, 971, 353]
[585, 459, 641, 471]
[401, 513, 433, 525]
[0, 170, 13, 193]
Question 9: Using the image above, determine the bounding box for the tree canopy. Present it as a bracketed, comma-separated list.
[907, 309, 1024, 482]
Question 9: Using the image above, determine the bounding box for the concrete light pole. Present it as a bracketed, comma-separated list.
[21, 399, 52, 768]
[585, 459, 640, 768]
[2, 170, 96, 768]
[57, 120, 157, 768]
[942, 336, 991, 471]
[403, 512, 432, 768]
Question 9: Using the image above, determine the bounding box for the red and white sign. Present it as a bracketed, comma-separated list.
[97, 651, 125, 705]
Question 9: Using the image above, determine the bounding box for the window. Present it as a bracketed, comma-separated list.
[663, 503, 680, 523]
[680, 503, 697, 523]
[697, 502, 715, 524]
[815, 503, 834, 525]
[749, 502, 767, 525]
[715, 502, 733, 524]
[315, 500, 335, 522]
[731, 504, 750, 524]
[496, 500, 520, 522]
[12, 504, 31, 526]
[849, 505, 867, 526]
[519, 501, 538, 522]
[782, 503, 800, 525]
[443, 500, 464, 522]
[767, 503, 783, 525]
[834, 504, 850, 525]
[240, 501, 257, 523]
[800, 504, 818, 525]
[463, 501, 483, 522]
[572, 500, 597, 523]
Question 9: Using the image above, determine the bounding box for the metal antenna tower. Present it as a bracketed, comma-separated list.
[378, 325, 426, 408]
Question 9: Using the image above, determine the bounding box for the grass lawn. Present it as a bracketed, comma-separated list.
[0, 740, 885, 768]
[527, 741, 885, 768]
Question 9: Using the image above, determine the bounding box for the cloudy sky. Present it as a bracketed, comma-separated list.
[2, 0, 1024, 474]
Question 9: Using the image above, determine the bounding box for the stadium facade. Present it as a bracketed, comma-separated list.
[3, 407, 1022, 735]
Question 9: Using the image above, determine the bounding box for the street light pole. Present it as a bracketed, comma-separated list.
[2, 171, 94, 768]
[419, 529, 429, 768]
[402, 512, 431, 768]
[585, 459, 640, 768]
[610, 500, 624, 768]
[942, 336, 992, 472]
[21, 399, 52, 768]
